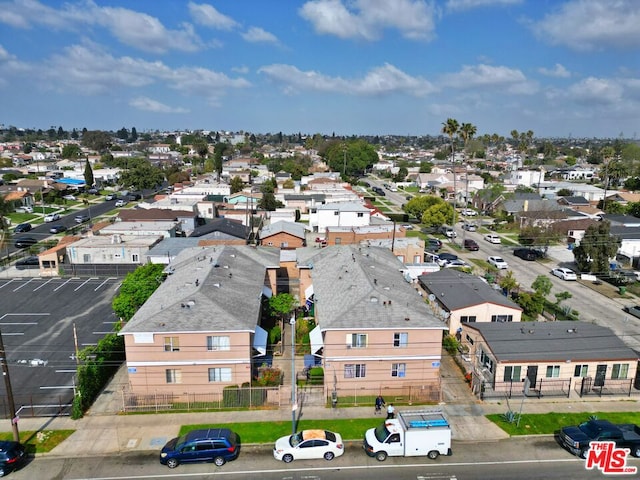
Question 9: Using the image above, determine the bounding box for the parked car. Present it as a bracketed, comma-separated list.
[488, 256, 509, 269]
[115, 199, 126, 207]
[484, 233, 501, 244]
[558, 419, 640, 459]
[551, 267, 577, 281]
[513, 248, 541, 261]
[44, 213, 60, 222]
[463, 239, 479, 251]
[105, 193, 116, 201]
[128, 192, 142, 201]
[49, 224, 67, 234]
[461, 208, 477, 216]
[14, 237, 37, 249]
[15, 256, 39, 269]
[444, 259, 469, 269]
[624, 305, 640, 319]
[462, 223, 477, 232]
[273, 430, 344, 463]
[87, 187, 99, 195]
[425, 238, 442, 252]
[16, 206, 33, 213]
[62, 194, 76, 201]
[160, 428, 240, 468]
[436, 252, 458, 267]
[74, 214, 90, 224]
[13, 223, 32, 233]
[439, 225, 457, 238]
[0, 440, 27, 477]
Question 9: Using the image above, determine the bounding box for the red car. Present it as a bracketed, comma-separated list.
[463, 239, 479, 251]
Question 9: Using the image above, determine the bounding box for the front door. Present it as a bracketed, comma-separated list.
[526, 366, 538, 390]
[595, 364, 607, 387]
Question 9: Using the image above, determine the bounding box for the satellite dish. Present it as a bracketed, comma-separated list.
[428, 294, 436, 301]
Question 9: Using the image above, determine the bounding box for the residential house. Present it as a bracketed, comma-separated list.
[118, 208, 198, 234]
[324, 224, 405, 246]
[259, 221, 306, 248]
[189, 218, 250, 245]
[461, 321, 639, 399]
[418, 269, 522, 335]
[310, 202, 371, 233]
[360, 237, 425, 266]
[537, 181, 605, 203]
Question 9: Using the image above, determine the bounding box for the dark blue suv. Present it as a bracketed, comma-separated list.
[160, 428, 240, 468]
[0, 441, 27, 476]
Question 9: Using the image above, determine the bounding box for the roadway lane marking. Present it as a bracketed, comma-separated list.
[54, 277, 74, 291]
[95, 278, 116, 291]
[12, 278, 36, 291]
[33, 278, 55, 291]
[75, 278, 98, 291]
[40, 385, 75, 390]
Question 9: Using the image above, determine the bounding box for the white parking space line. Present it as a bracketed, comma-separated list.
[96, 278, 117, 291]
[55, 370, 77, 373]
[92, 331, 114, 335]
[40, 385, 75, 390]
[75, 278, 98, 291]
[33, 278, 55, 291]
[12, 278, 36, 291]
[114, 281, 123, 291]
[54, 277, 75, 291]
[0, 279, 16, 289]
[1, 333, 24, 336]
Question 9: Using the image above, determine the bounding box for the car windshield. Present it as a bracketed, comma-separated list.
[373, 423, 391, 443]
[290, 432, 303, 447]
[494, 258, 504, 262]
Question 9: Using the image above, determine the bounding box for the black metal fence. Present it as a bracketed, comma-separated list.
[478, 378, 571, 400]
[574, 377, 640, 397]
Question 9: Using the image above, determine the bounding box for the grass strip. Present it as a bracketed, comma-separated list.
[0, 430, 75, 454]
[487, 411, 640, 436]
[180, 417, 381, 443]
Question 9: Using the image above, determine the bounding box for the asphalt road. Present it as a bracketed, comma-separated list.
[0, 276, 121, 416]
[11, 438, 636, 479]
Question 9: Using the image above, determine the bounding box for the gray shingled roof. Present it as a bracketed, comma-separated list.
[189, 218, 250, 239]
[260, 221, 306, 239]
[467, 322, 638, 362]
[120, 245, 280, 335]
[418, 269, 521, 312]
[308, 245, 444, 331]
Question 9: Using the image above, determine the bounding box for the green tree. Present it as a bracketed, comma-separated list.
[192, 138, 209, 174]
[532, 275, 553, 297]
[404, 195, 443, 220]
[112, 263, 166, 321]
[213, 142, 231, 180]
[269, 293, 296, 320]
[119, 161, 165, 191]
[498, 271, 519, 297]
[62, 143, 82, 159]
[258, 181, 282, 211]
[84, 159, 94, 187]
[515, 291, 544, 319]
[419, 162, 433, 173]
[81, 130, 112, 151]
[0, 194, 12, 258]
[230, 176, 244, 194]
[322, 140, 377, 178]
[442, 118, 460, 222]
[421, 201, 454, 227]
[573, 221, 621, 274]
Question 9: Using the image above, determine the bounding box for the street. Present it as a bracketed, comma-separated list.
[12, 437, 636, 479]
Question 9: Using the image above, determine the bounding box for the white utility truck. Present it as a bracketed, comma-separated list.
[363, 409, 452, 461]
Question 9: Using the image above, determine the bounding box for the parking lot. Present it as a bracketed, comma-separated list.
[0, 276, 121, 416]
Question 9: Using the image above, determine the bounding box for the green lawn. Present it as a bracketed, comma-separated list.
[180, 417, 381, 443]
[487, 411, 640, 436]
[0, 430, 75, 454]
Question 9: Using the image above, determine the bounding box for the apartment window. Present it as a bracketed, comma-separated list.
[208, 367, 232, 382]
[83, 254, 91, 263]
[546, 365, 560, 378]
[357, 212, 364, 217]
[165, 369, 181, 384]
[346, 333, 367, 348]
[612, 363, 629, 380]
[164, 337, 180, 352]
[574, 365, 588, 377]
[335, 237, 341, 244]
[207, 336, 230, 351]
[491, 315, 513, 322]
[393, 332, 408, 348]
[391, 363, 406, 378]
[344, 364, 366, 378]
[132, 253, 139, 263]
[465, 334, 474, 345]
[503, 366, 521, 382]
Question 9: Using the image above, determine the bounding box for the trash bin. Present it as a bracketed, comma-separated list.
[331, 392, 337, 408]
[619, 286, 627, 295]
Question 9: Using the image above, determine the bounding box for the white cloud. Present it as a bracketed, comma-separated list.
[567, 77, 624, 105]
[259, 63, 436, 97]
[538, 63, 571, 78]
[130, 97, 189, 113]
[232, 66, 250, 74]
[188, 2, 239, 30]
[532, 0, 640, 51]
[242, 27, 279, 44]
[440, 64, 535, 95]
[299, 0, 437, 41]
[445, 0, 522, 12]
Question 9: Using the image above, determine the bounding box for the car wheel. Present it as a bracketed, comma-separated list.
[324, 451, 334, 461]
[213, 456, 226, 467]
[375, 451, 387, 461]
[166, 458, 179, 469]
[427, 450, 439, 460]
[282, 453, 294, 463]
[633, 446, 640, 458]
[580, 449, 589, 459]
[0, 466, 4, 477]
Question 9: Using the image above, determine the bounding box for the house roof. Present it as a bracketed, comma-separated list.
[120, 245, 281, 335]
[466, 321, 638, 363]
[557, 196, 590, 205]
[189, 218, 250, 239]
[118, 208, 195, 221]
[418, 269, 521, 312]
[260, 221, 306, 239]
[316, 202, 369, 212]
[304, 245, 444, 331]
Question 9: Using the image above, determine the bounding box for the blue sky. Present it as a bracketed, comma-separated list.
[0, 0, 638, 138]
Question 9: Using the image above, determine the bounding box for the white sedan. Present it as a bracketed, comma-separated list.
[273, 430, 344, 463]
[44, 213, 60, 222]
[488, 256, 509, 269]
[551, 267, 577, 281]
[484, 233, 501, 244]
[461, 208, 477, 216]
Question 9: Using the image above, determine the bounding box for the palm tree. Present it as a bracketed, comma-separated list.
[600, 146, 616, 211]
[459, 123, 477, 237]
[442, 118, 460, 235]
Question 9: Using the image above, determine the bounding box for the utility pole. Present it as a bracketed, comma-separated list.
[290, 312, 297, 435]
[0, 330, 19, 442]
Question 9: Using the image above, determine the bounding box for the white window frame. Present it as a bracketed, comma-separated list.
[391, 363, 406, 377]
[207, 336, 231, 351]
[208, 367, 232, 382]
[346, 333, 367, 348]
[393, 332, 408, 348]
[164, 337, 180, 352]
[574, 364, 588, 377]
[612, 363, 629, 380]
[546, 365, 560, 378]
[344, 364, 366, 378]
[165, 369, 182, 384]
